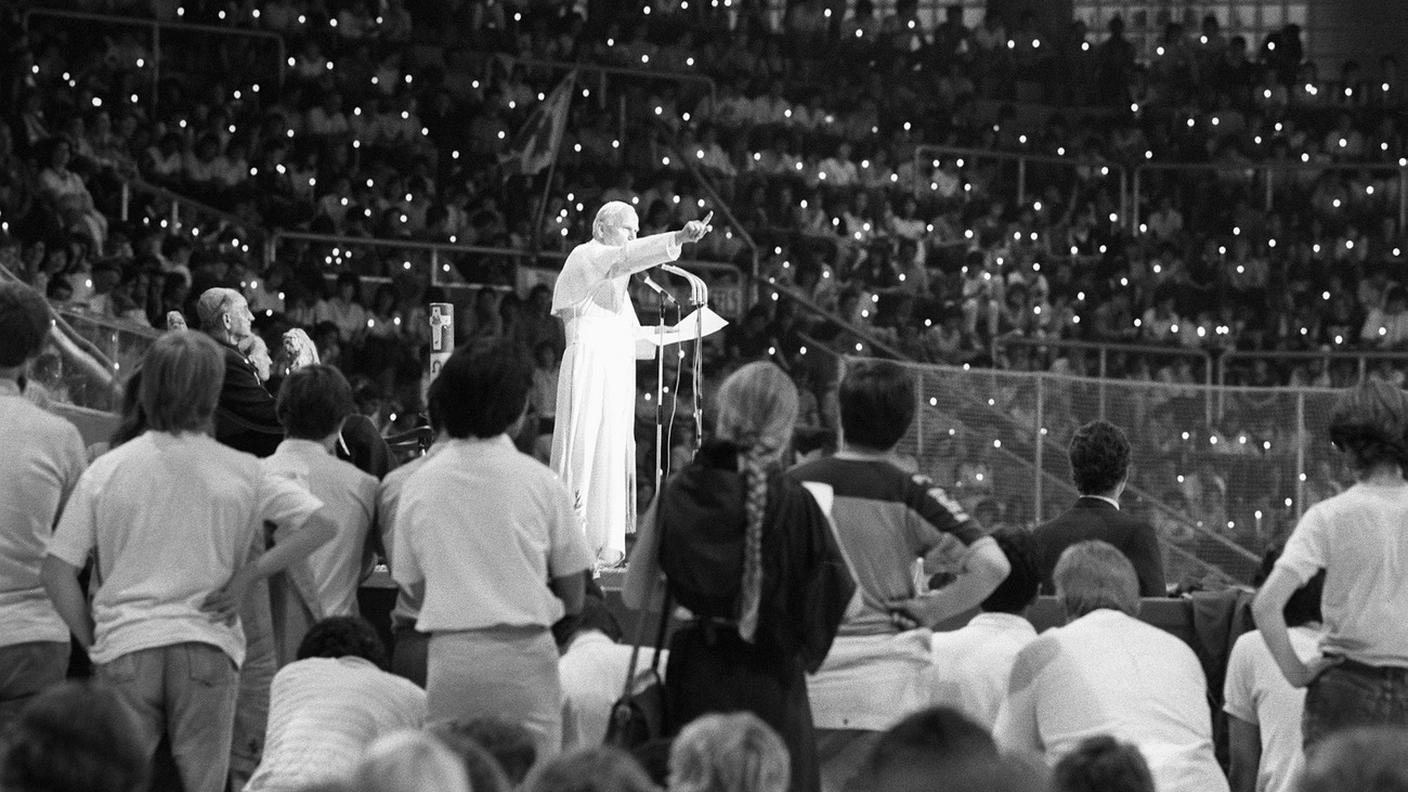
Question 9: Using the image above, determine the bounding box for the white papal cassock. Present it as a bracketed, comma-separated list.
[550, 232, 682, 563]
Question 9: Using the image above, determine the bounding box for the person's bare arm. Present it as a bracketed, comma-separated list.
[1251, 567, 1340, 687]
[41, 556, 94, 649]
[891, 536, 1010, 628]
[202, 510, 337, 623]
[549, 571, 586, 617]
[1227, 715, 1262, 792]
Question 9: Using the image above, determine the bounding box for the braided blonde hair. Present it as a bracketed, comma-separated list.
[713, 362, 799, 642]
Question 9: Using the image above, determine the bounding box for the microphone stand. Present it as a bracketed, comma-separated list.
[660, 263, 708, 455]
[654, 289, 667, 507]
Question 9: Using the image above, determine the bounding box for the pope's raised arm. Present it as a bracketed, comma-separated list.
[552, 202, 712, 315]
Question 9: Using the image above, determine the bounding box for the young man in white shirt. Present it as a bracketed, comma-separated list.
[0, 283, 87, 729]
[244, 616, 425, 792]
[41, 331, 337, 792]
[265, 365, 378, 666]
[929, 527, 1041, 730]
[395, 339, 593, 762]
[1225, 550, 1325, 792]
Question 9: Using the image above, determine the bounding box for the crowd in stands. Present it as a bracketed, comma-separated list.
[6, 0, 1408, 405]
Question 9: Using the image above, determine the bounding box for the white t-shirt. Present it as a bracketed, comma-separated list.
[264, 439, 377, 618]
[559, 631, 667, 750]
[392, 435, 593, 631]
[930, 612, 1038, 730]
[376, 448, 441, 629]
[0, 386, 87, 647]
[48, 432, 323, 666]
[995, 609, 1229, 792]
[1223, 626, 1320, 792]
[1276, 480, 1408, 666]
[244, 656, 426, 792]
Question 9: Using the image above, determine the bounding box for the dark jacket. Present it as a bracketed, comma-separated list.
[1033, 496, 1166, 597]
[213, 339, 283, 458]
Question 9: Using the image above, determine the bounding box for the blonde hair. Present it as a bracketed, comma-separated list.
[713, 362, 799, 642]
[139, 331, 224, 433]
[669, 713, 790, 792]
[1053, 541, 1140, 620]
[356, 730, 470, 792]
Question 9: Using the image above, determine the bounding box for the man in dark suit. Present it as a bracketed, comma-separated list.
[196, 287, 284, 458]
[1033, 420, 1165, 597]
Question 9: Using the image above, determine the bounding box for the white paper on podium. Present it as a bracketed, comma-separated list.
[638, 307, 729, 348]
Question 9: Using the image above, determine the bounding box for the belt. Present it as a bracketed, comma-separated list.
[688, 616, 740, 645]
[1332, 657, 1408, 679]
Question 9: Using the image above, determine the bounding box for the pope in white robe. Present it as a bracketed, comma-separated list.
[550, 201, 711, 564]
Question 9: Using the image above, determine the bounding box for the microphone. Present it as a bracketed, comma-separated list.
[639, 272, 678, 305]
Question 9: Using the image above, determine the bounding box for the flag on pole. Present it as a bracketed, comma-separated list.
[501, 71, 576, 176]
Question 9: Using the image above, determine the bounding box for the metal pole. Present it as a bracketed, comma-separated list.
[151, 22, 161, 110]
[1098, 347, 1108, 421]
[430, 248, 440, 287]
[1400, 166, 1407, 235]
[1294, 391, 1306, 519]
[1118, 168, 1127, 230]
[913, 367, 924, 463]
[1204, 351, 1214, 426]
[1017, 157, 1027, 206]
[120, 182, 130, 222]
[1034, 374, 1045, 524]
[1131, 169, 1142, 232]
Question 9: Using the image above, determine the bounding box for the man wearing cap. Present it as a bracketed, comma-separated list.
[197, 287, 284, 458]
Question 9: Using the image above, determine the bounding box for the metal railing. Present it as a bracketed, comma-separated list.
[850, 355, 1308, 584]
[913, 144, 1131, 219]
[266, 232, 568, 291]
[22, 8, 287, 108]
[495, 55, 717, 108]
[674, 148, 761, 280]
[995, 336, 1216, 422]
[1218, 348, 1408, 387]
[120, 178, 264, 250]
[1131, 159, 1408, 234]
[0, 263, 137, 412]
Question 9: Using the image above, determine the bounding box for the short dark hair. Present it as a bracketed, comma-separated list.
[140, 332, 224, 433]
[295, 616, 387, 668]
[0, 680, 149, 792]
[433, 340, 533, 439]
[981, 528, 1041, 614]
[1253, 546, 1324, 628]
[276, 364, 355, 439]
[1068, 420, 1131, 495]
[1050, 736, 1155, 792]
[839, 360, 916, 450]
[438, 717, 537, 786]
[862, 707, 999, 790]
[1328, 381, 1408, 474]
[0, 282, 52, 367]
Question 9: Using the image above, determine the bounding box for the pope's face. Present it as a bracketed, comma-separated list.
[606, 209, 640, 246]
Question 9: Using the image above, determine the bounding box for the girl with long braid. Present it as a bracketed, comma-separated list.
[625, 362, 854, 792]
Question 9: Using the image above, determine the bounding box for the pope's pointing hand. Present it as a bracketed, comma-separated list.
[679, 211, 713, 244]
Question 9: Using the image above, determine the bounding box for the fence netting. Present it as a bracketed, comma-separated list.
[846, 356, 1354, 587]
